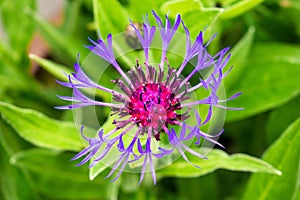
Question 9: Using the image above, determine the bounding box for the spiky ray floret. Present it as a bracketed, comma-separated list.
[56, 10, 241, 184]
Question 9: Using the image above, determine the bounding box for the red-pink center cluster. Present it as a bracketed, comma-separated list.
[128, 83, 181, 138]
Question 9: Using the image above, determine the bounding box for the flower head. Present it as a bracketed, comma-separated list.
[57, 11, 241, 184]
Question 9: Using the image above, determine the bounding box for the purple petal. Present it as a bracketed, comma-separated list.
[76, 144, 101, 166]
[179, 143, 207, 160]
[177, 147, 201, 169]
[179, 123, 187, 139]
[149, 154, 156, 185]
[71, 145, 94, 161]
[54, 105, 73, 110]
[106, 154, 126, 179]
[137, 139, 144, 153]
[222, 92, 243, 102]
[155, 147, 174, 158]
[111, 154, 130, 182]
[56, 95, 79, 102]
[117, 135, 125, 151]
[202, 105, 212, 125]
[139, 154, 148, 185]
[205, 33, 217, 48]
[152, 10, 163, 28]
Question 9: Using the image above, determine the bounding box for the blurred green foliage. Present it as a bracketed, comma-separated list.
[0, 0, 299, 199]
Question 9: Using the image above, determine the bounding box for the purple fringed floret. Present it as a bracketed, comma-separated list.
[130, 16, 156, 62]
[85, 34, 115, 64]
[177, 21, 203, 75]
[105, 133, 140, 182]
[71, 127, 105, 166]
[165, 124, 208, 168]
[152, 10, 181, 67]
[57, 10, 242, 185]
[86, 34, 133, 86]
[137, 137, 157, 185]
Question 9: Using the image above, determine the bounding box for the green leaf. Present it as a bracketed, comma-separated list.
[0, 73, 27, 91]
[93, 0, 128, 37]
[10, 148, 111, 199]
[92, 0, 136, 68]
[29, 53, 115, 103]
[29, 54, 72, 82]
[126, 0, 165, 20]
[0, 36, 30, 83]
[173, 173, 218, 200]
[0, 41, 20, 66]
[290, 1, 300, 11]
[24, 7, 88, 63]
[160, 0, 203, 18]
[0, 119, 31, 156]
[0, 101, 92, 151]
[243, 117, 300, 200]
[63, 0, 84, 35]
[182, 8, 224, 39]
[224, 26, 255, 90]
[0, 0, 36, 56]
[220, 0, 266, 20]
[0, 120, 38, 199]
[157, 149, 281, 178]
[266, 96, 300, 145]
[0, 146, 38, 200]
[226, 43, 300, 122]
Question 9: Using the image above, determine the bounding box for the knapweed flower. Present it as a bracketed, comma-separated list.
[57, 10, 241, 185]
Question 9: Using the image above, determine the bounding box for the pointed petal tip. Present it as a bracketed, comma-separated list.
[75, 163, 84, 167]
[70, 157, 77, 161]
[88, 163, 94, 168]
[54, 105, 71, 110]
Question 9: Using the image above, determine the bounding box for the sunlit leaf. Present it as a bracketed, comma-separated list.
[160, 0, 203, 18]
[125, 0, 165, 20]
[92, 0, 138, 68]
[220, 0, 266, 20]
[157, 149, 281, 178]
[93, 0, 128, 36]
[29, 54, 72, 82]
[0, 101, 93, 151]
[182, 8, 223, 39]
[243, 117, 300, 200]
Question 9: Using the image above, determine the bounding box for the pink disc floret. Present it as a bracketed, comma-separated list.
[128, 83, 181, 140]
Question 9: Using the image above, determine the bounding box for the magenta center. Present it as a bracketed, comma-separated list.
[128, 83, 181, 134]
